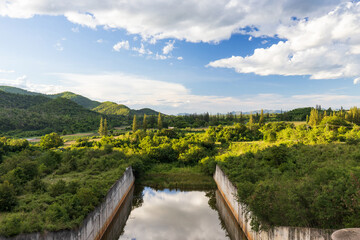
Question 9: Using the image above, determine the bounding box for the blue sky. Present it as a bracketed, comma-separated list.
[0, 0, 360, 114]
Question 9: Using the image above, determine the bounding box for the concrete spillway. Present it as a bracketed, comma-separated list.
[0, 167, 135, 240]
[213, 165, 335, 240]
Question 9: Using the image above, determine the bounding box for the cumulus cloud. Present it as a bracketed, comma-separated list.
[154, 53, 168, 60]
[113, 40, 130, 51]
[0, 0, 346, 43]
[96, 39, 103, 43]
[177, 56, 183, 60]
[208, 2, 360, 82]
[163, 40, 175, 55]
[0, 75, 65, 93]
[132, 43, 152, 55]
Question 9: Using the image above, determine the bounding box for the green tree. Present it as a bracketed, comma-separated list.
[98, 117, 104, 136]
[143, 114, 147, 131]
[0, 181, 17, 211]
[103, 118, 108, 136]
[158, 112, 163, 130]
[132, 115, 138, 132]
[40, 132, 64, 149]
[308, 108, 321, 126]
[248, 112, 254, 130]
[259, 109, 265, 126]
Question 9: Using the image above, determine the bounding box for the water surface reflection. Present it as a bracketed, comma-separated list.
[119, 187, 231, 240]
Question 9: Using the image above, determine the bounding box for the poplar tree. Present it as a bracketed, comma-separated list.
[103, 118, 108, 136]
[158, 112, 163, 130]
[98, 117, 104, 136]
[259, 109, 265, 126]
[248, 112, 254, 130]
[143, 114, 147, 131]
[308, 109, 321, 126]
[132, 115, 138, 132]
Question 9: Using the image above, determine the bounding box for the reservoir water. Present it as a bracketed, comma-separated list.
[101, 186, 247, 240]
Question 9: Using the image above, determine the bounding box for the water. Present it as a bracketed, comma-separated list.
[101, 186, 247, 240]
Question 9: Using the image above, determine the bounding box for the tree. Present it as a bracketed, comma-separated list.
[98, 117, 104, 136]
[40, 132, 64, 149]
[308, 109, 321, 126]
[248, 112, 254, 130]
[0, 181, 18, 211]
[103, 118, 108, 136]
[132, 115, 138, 132]
[143, 114, 147, 131]
[158, 112, 163, 130]
[259, 109, 265, 126]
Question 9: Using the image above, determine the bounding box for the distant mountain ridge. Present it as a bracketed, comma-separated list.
[0, 86, 158, 115]
[49, 91, 101, 109]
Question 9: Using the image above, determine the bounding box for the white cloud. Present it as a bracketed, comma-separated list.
[0, 75, 65, 93]
[96, 38, 103, 43]
[1, 72, 359, 114]
[0, 69, 15, 73]
[54, 42, 64, 51]
[162, 40, 175, 55]
[113, 40, 130, 51]
[154, 53, 168, 60]
[208, 2, 360, 83]
[132, 43, 152, 55]
[354, 77, 360, 84]
[0, 0, 346, 43]
[261, 40, 268, 44]
[248, 36, 252, 41]
[177, 56, 183, 60]
[71, 27, 79, 32]
[31, 72, 360, 114]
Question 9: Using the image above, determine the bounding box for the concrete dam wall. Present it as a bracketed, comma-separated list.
[213, 165, 335, 240]
[0, 167, 135, 240]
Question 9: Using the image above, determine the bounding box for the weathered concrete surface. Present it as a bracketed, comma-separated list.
[331, 228, 360, 240]
[100, 185, 134, 240]
[214, 165, 335, 240]
[0, 167, 135, 240]
[216, 189, 248, 240]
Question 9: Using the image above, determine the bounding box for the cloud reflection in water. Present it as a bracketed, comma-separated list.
[119, 187, 229, 240]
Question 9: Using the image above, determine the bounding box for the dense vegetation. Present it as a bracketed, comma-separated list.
[0, 129, 217, 236]
[0, 91, 118, 137]
[49, 91, 101, 109]
[2, 85, 360, 235]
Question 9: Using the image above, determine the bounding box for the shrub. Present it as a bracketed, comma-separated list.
[40, 133, 64, 149]
[0, 181, 18, 211]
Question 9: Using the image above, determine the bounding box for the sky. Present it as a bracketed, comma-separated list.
[0, 0, 360, 114]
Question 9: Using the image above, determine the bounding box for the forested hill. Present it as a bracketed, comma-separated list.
[0, 86, 159, 115]
[0, 86, 100, 109]
[0, 91, 125, 137]
[49, 92, 101, 109]
[0, 86, 43, 96]
[93, 101, 159, 116]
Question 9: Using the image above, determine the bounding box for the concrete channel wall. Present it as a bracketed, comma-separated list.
[213, 165, 334, 240]
[0, 167, 135, 240]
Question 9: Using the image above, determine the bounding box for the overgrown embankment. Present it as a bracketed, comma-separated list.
[219, 143, 360, 230]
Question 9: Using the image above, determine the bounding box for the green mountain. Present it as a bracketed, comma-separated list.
[0, 86, 43, 96]
[133, 108, 159, 116]
[92, 101, 131, 116]
[0, 91, 125, 137]
[0, 86, 100, 109]
[93, 102, 159, 116]
[49, 92, 100, 109]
